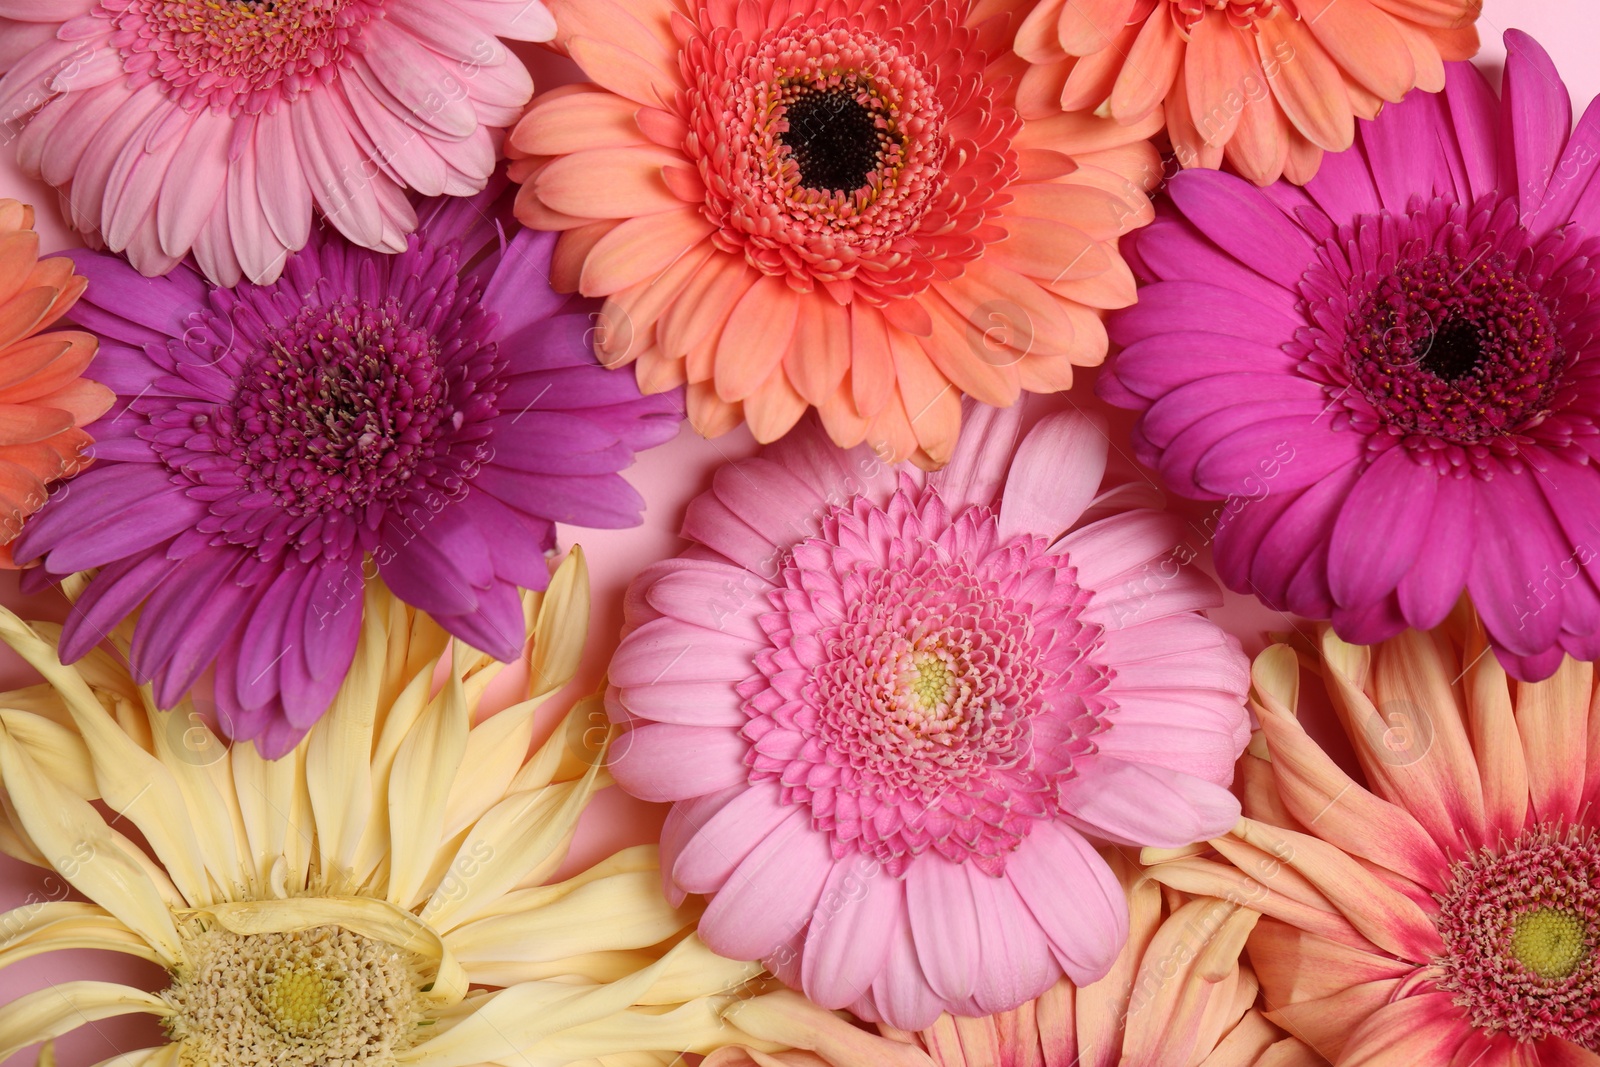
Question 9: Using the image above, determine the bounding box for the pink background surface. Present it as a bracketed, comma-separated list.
[0, 2, 1593, 1062]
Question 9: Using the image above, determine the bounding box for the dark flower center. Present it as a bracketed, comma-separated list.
[1416, 317, 1486, 381]
[1434, 826, 1600, 1049]
[779, 87, 886, 193]
[228, 300, 451, 516]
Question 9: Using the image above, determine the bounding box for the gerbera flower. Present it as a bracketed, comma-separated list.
[705, 854, 1326, 1067]
[0, 0, 553, 286]
[0, 198, 113, 567]
[506, 0, 1161, 464]
[1100, 30, 1600, 681]
[1009, 0, 1481, 187]
[604, 402, 1253, 1029]
[0, 553, 765, 1067]
[12, 188, 682, 758]
[1149, 613, 1600, 1065]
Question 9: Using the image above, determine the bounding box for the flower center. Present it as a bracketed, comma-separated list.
[165, 925, 426, 1067]
[1434, 826, 1600, 1048]
[1291, 195, 1600, 472]
[225, 299, 452, 516]
[109, 0, 381, 115]
[739, 486, 1109, 876]
[777, 84, 897, 194]
[1511, 907, 1587, 980]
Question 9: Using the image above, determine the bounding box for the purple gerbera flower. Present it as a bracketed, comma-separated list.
[1100, 30, 1600, 682]
[16, 189, 682, 757]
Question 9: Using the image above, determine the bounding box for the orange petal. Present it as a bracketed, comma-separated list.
[1264, 978, 1404, 1064]
[685, 380, 743, 438]
[1056, 0, 1139, 57]
[1365, 0, 1481, 29]
[1282, 129, 1326, 184]
[659, 254, 755, 358]
[1223, 59, 1291, 185]
[0, 332, 98, 402]
[1515, 655, 1591, 824]
[548, 0, 677, 58]
[1391, 17, 1447, 92]
[1249, 918, 1413, 1006]
[0, 287, 58, 352]
[550, 219, 618, 292]
[1420, 20, 1480, 61]
[744, 367, 808, 444]
[714, 274, 800, 402]
[603, 242, 718, 362]
[578, 209, 716, 296]
[1061, 23, 1142, 113]
[1109, 8, 1183, 125]
[0, 229, 41, 308]
[534, 146, 686, 219]
[887, 331, 959, 465]
[511, 89, 652, 156]
[1186, 17, 1257, 149]
[634, 346, 688, 394]
[1168, 60, 1226, 172]
[1299, 0, 1415, 102]
[783, 294, 850, 407]
[1363, 629, 1489, 848]
[568, 34, 682, 108]
[986, 218, 1111, 281]
[1006, 183, 1134, 242]
[1337, 991, 1476, 1067]
[849, 304, 897, 419]
[0, 404, 72, 446]
[30, 380, 114, 428]
[918, 293, 1021, 409]
[1462, 622, 1530, 840]
[817, 380, 870, 449]
[1257, 15, 1356, 150]
[1015, 0, 1070, 63]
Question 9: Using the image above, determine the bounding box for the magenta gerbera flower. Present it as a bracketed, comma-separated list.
[14, 191, 682, 758]
[1101, 29, 1600, 682]
[605, 404, 1252, 1030]
[0, 0, 553, 286]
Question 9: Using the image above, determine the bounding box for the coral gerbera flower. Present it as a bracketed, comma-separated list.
[1100, 31, 1600, 682]
[605, 402, 1252, 1029]
[0, 0, 553, 286]
[1149, 614, 1600, 1065]
[0, 554, 764, 1067]
[0, 198, 113, 567]
[12, 188, 682, 758]
[507, 0, 1162, 464]
[1010, 0, 1480, 186]
[705, 854, 1327, 1067]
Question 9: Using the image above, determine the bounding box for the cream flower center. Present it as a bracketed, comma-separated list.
[165, 925, 427, 1067]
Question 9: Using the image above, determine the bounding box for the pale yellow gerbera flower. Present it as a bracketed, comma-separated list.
[0, 550, 765, 1067]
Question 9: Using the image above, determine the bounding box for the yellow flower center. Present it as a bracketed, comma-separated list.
[165, 925, 426, 1067]
[1511, 907, 1587, 980]
[910, 653, 955, 711]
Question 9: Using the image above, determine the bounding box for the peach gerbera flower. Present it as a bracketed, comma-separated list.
[704, 854, 1326, 1066]
[0, 199, 112, 567]
[1010, 0, 1481, 185]
[1149, 612, 1600, 1065]
[508, 0, 1161, 465]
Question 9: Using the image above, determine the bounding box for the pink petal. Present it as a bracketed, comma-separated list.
[1059, 756, 1241, 848]
[699, 806, 835, 960]
[800, 855, 902, 1010]
[1005, 822, 1126, 985]
[608, 722, 748, 802]
[997, 410, 1109, 542]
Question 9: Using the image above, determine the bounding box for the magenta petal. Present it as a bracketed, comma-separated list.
[1500, 29, 1572, 215]
[611, 722, 749, 802]
[1358, 87, 1454, 213]
[1005, 822, 1126, 986]
[906, 856, 981, 1002]
[1328, 447, 1439, 608]
[1395, 473, 1478, 630]
[1529, 92, 1600, 234]
[1468, 469, 1570, 658]
[1165, 169, 1315, 282]
[698, 807, 834, 960]
[1442, 59, 1508, 203]
[800, 855, 902, 1010]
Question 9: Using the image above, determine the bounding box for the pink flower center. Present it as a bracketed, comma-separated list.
[1434, 826, 1600, 1049]
[737, 484, 1110, 877]
[103, 0, 382, 115]
[1291, 194, 1600, 474]
[679, 0, 1019, 301]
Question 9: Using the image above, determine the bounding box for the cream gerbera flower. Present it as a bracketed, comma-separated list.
[0, 550, 764, 1067]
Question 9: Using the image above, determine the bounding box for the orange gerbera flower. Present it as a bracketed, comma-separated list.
[508, 0, 1161, 465]
[1010, 0, 1481, 185]
[1149, 613, 1600, 1065]
[0, 200, 113, 567]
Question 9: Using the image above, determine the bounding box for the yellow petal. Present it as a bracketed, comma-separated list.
[530, 548, 590, 699]
[230, 740, 308, 895]
[0, 708, 93, 799]
[0, 610, 211, 907]
[0, 902, 159, 975]
[0, 982, 170, 1062]
[351, 662, 437, 888]
[147, 701, 250, 902]
[387, 651, 471, 910]
[0, 724, 182, 962]
[718, 990, 937, 1067]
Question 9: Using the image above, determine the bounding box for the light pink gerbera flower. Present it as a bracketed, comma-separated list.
[507, 0, 1161, 464]
[605, 402, 1253, 1030]
[0, 0, 553, 286]
[1150, 615, 1600, 1065]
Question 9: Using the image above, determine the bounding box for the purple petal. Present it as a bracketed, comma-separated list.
[433, 578, 526, 663]
[480, 229, 569, 338]
[470, 464, 646, 528]
[63, 250, 208, 346]
[58, 550, 181, 662]
[377, 503, 495, 616]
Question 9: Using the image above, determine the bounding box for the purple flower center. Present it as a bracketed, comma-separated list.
[737, 484, 1109, 877]
[1434, 826, 1600, 1048]
[228, 300, 452, 515]
[107, 0, 381, 114]
[1293, 194, 1600, 471]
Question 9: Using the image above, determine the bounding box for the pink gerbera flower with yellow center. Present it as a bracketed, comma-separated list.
[508, 0, 1161, 464]
[0, 0, 554, 286]
[1009, 0, 1481, 185]
[1149, 614, 1600, 1065]
[605, 403, 1252, 1029]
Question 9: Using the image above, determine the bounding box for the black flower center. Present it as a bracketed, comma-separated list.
[1416, 317, 1486, 381]
[779, 88, 884, 193]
